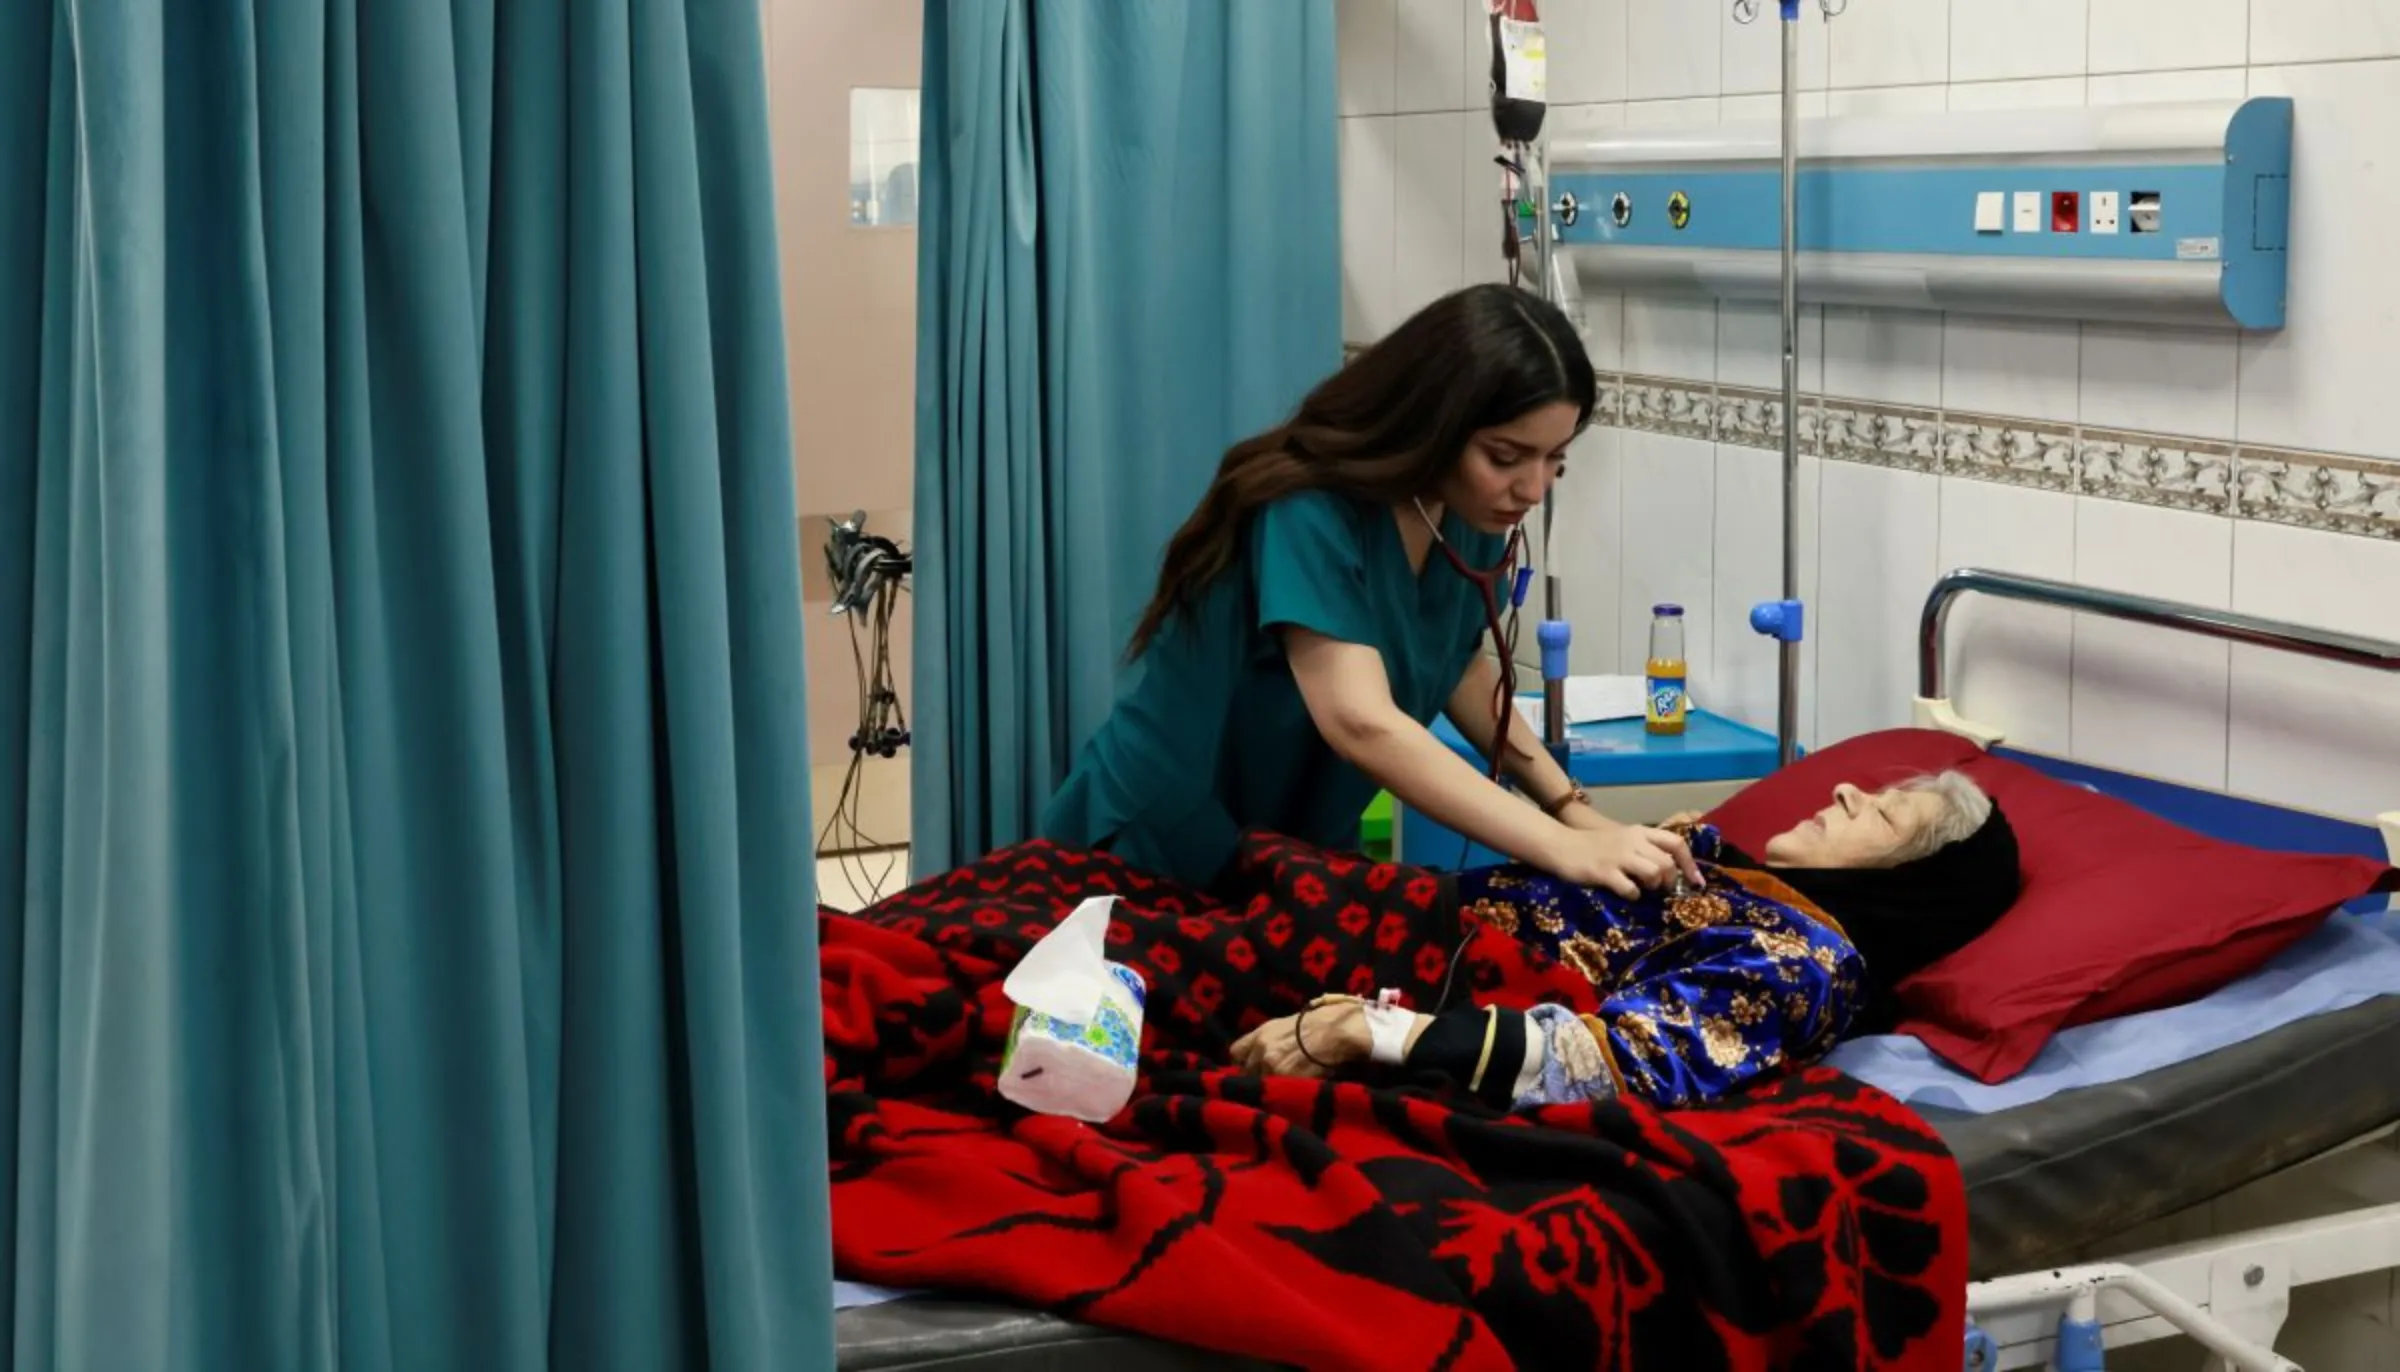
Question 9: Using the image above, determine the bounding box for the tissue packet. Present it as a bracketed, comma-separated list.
[997, 896, 1149, 1123]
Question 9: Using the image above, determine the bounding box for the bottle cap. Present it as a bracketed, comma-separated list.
[1653, 603, 1684, 617]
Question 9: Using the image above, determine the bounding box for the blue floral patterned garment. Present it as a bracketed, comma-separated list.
[1454, 824, 1866, 1108]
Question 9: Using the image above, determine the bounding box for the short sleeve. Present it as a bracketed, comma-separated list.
[1250, 493, 1378, 646]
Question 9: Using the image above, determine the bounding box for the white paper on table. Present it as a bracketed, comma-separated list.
[1510, 674, 1697, 734]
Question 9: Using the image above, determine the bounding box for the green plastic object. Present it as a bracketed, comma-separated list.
[1360, 791, 1394, 862]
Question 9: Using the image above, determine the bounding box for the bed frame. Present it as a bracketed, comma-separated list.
[1913, 569, 2400, 1372]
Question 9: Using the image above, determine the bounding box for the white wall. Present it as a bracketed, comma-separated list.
[1338, 0, 2400, 825]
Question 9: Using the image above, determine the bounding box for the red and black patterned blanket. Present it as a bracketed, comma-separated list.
[824, 836, 1968, 1371]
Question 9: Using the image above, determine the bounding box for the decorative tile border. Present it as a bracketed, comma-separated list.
[1588, 373, 2399, 543]
[1332, 346, 2399, 541]
[2079, 428, 2233, 516]
[2235, 447, 2400, 540]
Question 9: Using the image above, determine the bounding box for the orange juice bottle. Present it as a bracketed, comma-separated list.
[1645, 604, 1688, 737]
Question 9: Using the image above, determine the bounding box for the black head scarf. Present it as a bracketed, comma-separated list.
[1749, 803, 2023, 1038]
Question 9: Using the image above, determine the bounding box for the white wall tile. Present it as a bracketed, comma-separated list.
[1824, 306, 1943, 406]
[2088, 0, 2247, 74]
[1340, 117, 1399, 344]
[1722, 3, 1830, 97]
[1943, 314, 2080, 422]
[1627, 0, 1723, 101]
[2227, 522, 2400, 823]
[2070, 500, 2235, 790]
[1625, 298, 1719, 381]
[2239, 60, 2400, 461]
[1829, 0, 1948, 89]
[1720, 90, 1831, 123]
[1950, 0, 2087, 84]
[1711, 447, 1823, 743]
[1814, 463, 1941, 745]
[1551, 426, 1626, 674]
[1396, 0, 1469, 112]
[1827, 84, 1948, 117]
[1459, 113, 1511, 290]
[1392, 112, 1467, 318]
[1945, 76, 2087, 112]
[2251, 0, 2400, 66]
[1625, 96, 1721, 128]
[1545, 0, 1631, 106]
[1718, 300, 1824, 393]
[2085, 67, 2247, 106]
[1616, 433, 1719, 681]
[2080, 320, 2238, 439]
[1935, 480, 2077, 756]
[1338, 0, 1397, 117]
[1546, 99, 1632, 141]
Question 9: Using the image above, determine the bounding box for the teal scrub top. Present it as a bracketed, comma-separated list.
[1041, 490, 1506, 887]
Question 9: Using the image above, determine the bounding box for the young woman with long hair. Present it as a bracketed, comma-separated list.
[1040, 284, 1699, 898]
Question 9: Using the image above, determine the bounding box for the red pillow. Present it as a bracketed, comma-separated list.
[1707, 729, 2398, 1083]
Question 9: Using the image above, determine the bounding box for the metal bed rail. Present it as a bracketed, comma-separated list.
[1919, 569, 2400, 702]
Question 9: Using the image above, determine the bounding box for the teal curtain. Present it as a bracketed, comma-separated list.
[0, 2, 833, 1369]
[912, 0, 1344, 874]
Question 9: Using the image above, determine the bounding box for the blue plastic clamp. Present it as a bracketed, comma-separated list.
[2054, 1316, 2105, 1372]
[1960, 1323, 1997, 1372]
[1537, 619, 1572, 682]
[1749, 599, 1805, 644]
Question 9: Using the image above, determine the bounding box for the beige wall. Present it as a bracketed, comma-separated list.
[762, 0, 921, 850]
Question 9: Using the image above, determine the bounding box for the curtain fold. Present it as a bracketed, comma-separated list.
[0, 0, 834, 1367]
[913, 0, 1344, 875]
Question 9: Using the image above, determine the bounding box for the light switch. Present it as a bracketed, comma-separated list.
[1974, 191, 2005, 234]
[2012, 191, 2042, 233]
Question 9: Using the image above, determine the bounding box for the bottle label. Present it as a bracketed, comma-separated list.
[1647, 678, 1686, 721]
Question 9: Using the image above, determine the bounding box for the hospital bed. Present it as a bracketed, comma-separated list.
[835, 572, 2400, 1372]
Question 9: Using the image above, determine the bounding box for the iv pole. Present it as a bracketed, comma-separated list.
[1733, 0, 1841, 767]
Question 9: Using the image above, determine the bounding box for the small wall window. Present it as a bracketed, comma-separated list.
[849, 88, 920, 228]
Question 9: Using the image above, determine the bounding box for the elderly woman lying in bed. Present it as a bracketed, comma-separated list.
[1230, 773, 2020, 1110]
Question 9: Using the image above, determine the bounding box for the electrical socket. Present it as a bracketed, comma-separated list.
[2091, 190, 2121, 235]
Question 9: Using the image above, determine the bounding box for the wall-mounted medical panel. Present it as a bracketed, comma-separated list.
[1547, 99, 2291, 330]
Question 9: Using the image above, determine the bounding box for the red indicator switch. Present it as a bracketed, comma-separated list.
[2051, 191, 2081, 234]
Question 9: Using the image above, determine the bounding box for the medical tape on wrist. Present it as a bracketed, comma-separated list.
[1361, 988, 1416, 1066]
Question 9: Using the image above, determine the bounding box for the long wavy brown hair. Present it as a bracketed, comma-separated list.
[1125, 283, 1595, 660]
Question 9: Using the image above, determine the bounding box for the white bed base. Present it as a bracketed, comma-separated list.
[1917, 690, 2400, 1371]
[1965, 1129, 2400, 1371]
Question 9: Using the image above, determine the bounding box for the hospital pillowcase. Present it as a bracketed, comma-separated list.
[1706, 729, 2399, 1084]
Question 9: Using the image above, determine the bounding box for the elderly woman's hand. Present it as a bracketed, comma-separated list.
[1231, 999, 1372, 1079]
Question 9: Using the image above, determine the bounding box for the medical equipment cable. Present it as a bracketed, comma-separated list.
[815, 582, 908, 906]
[816, 514, 914, 907]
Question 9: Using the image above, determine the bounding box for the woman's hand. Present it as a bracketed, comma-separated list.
[1231, 1001, 1371, 1078]
[1539, 823, 1704, 899]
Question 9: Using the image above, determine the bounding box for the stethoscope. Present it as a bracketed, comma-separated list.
[1411, 498, 1534, 781]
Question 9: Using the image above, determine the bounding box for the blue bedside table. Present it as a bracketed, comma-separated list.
[1395, 705, 1787, 871]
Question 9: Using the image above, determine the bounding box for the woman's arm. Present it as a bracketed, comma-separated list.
[1442, 654, 1610, 830]
[1282, 629, 1699, 894]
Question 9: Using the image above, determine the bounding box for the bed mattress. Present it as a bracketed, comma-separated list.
[834, 993, 2400, 1369]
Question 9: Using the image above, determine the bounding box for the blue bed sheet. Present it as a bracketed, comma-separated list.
[836, 1280, 914, 1310]
[1824, 907, 2400, 1115]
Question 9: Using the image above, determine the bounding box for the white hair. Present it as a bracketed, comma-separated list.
[1885, 770, 1994, 863]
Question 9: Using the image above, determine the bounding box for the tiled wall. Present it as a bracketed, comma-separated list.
[1338, 0, 2400, 825]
